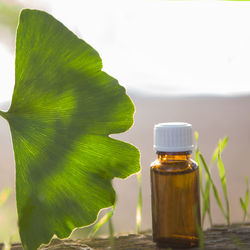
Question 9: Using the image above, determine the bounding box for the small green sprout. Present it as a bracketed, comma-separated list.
[217, 137, 230, 225]
[200, 153, 228, 224]
[89, 208, 114, 238]
[240, 176, 249, 224]
[195, 133, 230, 226]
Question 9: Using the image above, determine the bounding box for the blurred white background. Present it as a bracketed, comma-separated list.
[1, 0, 250, 102]
[1, 0, 250, 242]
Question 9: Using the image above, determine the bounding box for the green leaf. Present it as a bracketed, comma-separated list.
[0, 9, 140, 250]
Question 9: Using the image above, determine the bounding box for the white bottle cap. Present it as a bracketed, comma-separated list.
[154, 122, 194, 152]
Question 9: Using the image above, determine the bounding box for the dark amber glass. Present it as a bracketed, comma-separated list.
[150, 151, 201, 248]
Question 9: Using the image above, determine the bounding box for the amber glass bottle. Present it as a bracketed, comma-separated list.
[151, 123, 201, 248]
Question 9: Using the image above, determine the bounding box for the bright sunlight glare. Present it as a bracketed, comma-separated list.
[48, 0, 250, 95]
[0, 44, 14, 104]
[1, 0, 250, 103]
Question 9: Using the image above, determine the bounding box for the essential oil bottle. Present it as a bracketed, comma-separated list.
[150, 122, 201, 248]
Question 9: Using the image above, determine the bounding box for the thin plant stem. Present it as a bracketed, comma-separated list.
[136, 172, 142, 234]
[108, 216, 114, 247]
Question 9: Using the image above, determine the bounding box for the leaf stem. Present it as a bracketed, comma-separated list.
[0, 110, 7, 120]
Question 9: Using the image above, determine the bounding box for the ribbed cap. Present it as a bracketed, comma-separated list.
[154, 122, 194, 152]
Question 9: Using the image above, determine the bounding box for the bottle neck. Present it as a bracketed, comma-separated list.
[157, 151, 191, 163]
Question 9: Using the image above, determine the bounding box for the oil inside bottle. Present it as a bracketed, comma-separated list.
[151, 152, 201, 248]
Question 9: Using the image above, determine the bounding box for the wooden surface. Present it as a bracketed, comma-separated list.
[2, 224, 250, 249]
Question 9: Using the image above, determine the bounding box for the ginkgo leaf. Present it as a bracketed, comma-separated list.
[0, 9, 140, 250]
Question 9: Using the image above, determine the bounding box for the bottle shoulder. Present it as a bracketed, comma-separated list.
[151, 158, 198, 174]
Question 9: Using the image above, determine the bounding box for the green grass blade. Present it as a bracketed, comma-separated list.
[207, 196, 213, 226]
[217, 147, 230, 225]
[194, 132, 209, 227]
[245, 176, 249, 211]
[240, 176, 249, 223]
[194, 204, 204, 250]
[89, 208, 114, 238]
[201, 175, 208, 226]
[240, 198, 246, 212]
[196, 148, 204, 196]
[211, 146, 219, 165]
[196, 223, 204, 250]
[195, 131, 214, 227]
[205, 176, 213, 226]
[136, 172, 142, 234]
[211, 137, 228, 165]
[199, 153, 226, 218]
[202, 176, 212, 227]
[194, 132, 204, 196]
[221, 136, 228, 150]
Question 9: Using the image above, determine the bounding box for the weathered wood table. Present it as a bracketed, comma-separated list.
[3, 224, 250, 249]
